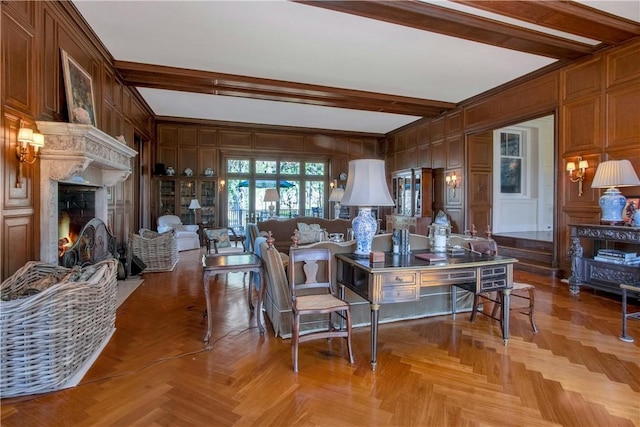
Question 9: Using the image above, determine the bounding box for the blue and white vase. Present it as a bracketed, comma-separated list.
[352, 207, 377, 258]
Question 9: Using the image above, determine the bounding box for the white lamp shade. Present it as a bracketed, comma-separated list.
[189, 199, 201, 209]
[264, 188, 280, 202]
[31, 133, 45, 148]
[17, 128, 33, 144]
[591, 160, 640, 188]
[341, 159, 394, 207]
[329, 187, 344, 202]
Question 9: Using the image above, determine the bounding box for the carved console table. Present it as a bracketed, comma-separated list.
[568, 224, 640, 295]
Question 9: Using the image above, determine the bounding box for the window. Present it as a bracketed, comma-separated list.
[500, 131, 524, 194]
[225, 157, 329, 227]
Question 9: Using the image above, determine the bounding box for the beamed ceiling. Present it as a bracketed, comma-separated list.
[73, 0, 640, 134]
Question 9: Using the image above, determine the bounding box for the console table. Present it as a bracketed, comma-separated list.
[336, 251, 517, 370]
[567, 224, 640, 295]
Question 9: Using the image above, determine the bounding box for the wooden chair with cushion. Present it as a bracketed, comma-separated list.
[469, 239, 538, 333]
[288, 247, 354, 372]
[203, 227, 246, 255]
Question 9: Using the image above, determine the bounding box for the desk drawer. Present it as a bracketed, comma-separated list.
[480, 278, 506, 291]
[481, 266, 507, 278]
[381, 284, 419, 303]
[381, 272, 416, 286]
[421, 269, 476, 287]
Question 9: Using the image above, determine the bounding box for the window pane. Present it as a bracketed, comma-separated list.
[227, 159, 250, 174]
[305, 181, 325, 216]
[256, 181, 277, 221]
[227, 179, 249, 228]
[280, 161, 300, 174]
[256, 160, 277, 174]
[501, 158, 522, 193]
[305, 162, 325, 175]
[279, 181, 300, 218]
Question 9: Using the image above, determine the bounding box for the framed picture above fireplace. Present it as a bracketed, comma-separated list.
[61, 49, 97, 126]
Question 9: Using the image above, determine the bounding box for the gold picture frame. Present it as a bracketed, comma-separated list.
[624, 197, 639, 225]
[61, 49, 97, 126]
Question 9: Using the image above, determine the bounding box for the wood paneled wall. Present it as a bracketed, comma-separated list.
[154, 119, 383, 226]
[385, 38, 640, 276]
[0, 1, 155, 280]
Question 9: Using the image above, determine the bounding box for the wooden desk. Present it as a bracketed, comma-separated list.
[202, 253, 264, 344]
[336, 251, 517, 370]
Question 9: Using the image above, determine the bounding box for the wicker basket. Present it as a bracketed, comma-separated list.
[128, 229, 179, 273]
[0, 259, 118, 398]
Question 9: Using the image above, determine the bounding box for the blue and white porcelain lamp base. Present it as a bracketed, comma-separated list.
[599, 187, 627, 225]
[352, 207, 377, 258]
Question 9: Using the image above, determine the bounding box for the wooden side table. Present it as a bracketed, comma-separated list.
[202, 253, 264, 344]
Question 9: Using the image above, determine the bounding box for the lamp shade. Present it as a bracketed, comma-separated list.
[188, 199, 201, 210]
[31, 132, 45, 149]
[329, 187, 344, 202]
[341, 159, 394, 207]
[264, 188, 280, 202]
[17, 128, 33, 144]
[591, 160, 640, 188]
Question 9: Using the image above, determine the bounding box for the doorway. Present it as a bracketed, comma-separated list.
[492, 115, 555, 241]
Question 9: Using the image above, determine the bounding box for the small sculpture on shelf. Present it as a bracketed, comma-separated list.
[166, 166, 175, 176]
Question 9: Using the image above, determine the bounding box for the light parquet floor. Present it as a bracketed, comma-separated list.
[2, 249, 639, 426]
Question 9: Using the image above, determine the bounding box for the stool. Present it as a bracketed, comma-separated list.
[620, 283, 640, 343]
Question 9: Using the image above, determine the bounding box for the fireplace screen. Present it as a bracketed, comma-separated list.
[59, 218, 117, 267]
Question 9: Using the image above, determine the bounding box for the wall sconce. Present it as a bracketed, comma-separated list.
[566, 156, 589, 196]
[218, 179, 226, 192]
[16, 121, 45, 188]
[445, 173, 458, 197]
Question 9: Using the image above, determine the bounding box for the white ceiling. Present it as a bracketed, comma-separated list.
[73, 0, 640, 134]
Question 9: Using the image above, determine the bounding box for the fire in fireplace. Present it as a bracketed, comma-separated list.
[58, 184, 96, 258]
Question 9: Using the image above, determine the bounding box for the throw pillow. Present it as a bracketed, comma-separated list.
[169, 223, 186, 232]
[298, 223, 322, 232]
[205, 228, 231, 248]
[297, 230, 320, 244]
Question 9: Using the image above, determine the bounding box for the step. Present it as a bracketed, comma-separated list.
[498, 245, 553, 265]
[515, 261, 560, 278]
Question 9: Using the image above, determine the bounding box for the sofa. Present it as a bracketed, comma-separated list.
[260, 232, 478, 339]
[254, 217, 352, 254]
[157, 215, 200, 252]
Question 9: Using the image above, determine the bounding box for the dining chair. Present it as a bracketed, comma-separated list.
[469, 239, 538, 333]
[288, 248, 354, 372]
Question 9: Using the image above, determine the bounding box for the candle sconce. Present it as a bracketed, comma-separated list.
[445, 173, 459, 197]
[566, 156, 589, 196]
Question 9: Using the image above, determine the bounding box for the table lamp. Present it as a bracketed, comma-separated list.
[264, 189, 280, 218]
[591, 159, 640, 224]
[329, 187, 345, 219]
[340, 159, 394, 258]
[189, 199, 201, 224]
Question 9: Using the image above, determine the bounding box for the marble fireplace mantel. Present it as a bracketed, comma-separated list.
[36, 121, 138, 264]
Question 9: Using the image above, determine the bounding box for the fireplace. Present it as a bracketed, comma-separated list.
[36, 122, 137, 264]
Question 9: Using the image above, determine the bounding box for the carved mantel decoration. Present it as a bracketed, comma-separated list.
[36, 121, 137, 264]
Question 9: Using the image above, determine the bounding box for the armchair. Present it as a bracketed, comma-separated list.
[128, 229, 179, 273]
[203, 227, 246, 255]
[157, 215, 200, 251]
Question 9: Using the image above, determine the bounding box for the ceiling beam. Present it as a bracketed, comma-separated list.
[453, 0, 640, 45]
[115, 61, 455, 118]
[294, 0, 596, 60]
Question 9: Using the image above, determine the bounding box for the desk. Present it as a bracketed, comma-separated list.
[202, 253, 264, 344]
[336, 251, 517, 370]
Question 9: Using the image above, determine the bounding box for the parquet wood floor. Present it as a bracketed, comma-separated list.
[2, 249, 639, 426]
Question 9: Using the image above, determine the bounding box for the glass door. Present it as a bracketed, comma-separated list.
[200, 180, 216, 225]
[179, 180, 196, 224]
